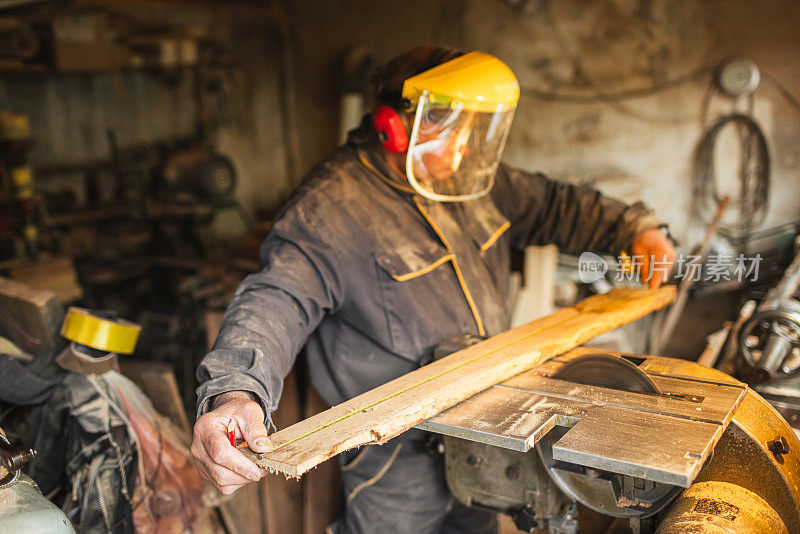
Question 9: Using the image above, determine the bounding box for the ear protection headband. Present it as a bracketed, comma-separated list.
[373, 105, 408, 153]
[372, 48, 462, 153]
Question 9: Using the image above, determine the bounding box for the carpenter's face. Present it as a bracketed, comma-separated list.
[408, 109, 474, 182]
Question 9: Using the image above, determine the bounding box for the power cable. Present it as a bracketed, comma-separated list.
[521, 63, 718, 104]
[762, 71, 800, 115]
[692, 114, 770, 239]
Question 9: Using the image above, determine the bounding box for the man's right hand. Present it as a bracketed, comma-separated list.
[191, 391, 273, 494]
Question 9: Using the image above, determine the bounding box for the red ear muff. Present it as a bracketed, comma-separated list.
[373, 105, 409, 153]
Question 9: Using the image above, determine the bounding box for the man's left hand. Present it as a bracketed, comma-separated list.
[631, 228, 676, 289]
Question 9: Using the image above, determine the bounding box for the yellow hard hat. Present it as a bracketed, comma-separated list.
[401, 51, 520, 113]
[400, 51, 519, 202]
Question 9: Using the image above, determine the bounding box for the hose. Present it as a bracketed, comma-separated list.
[692, 114, 770, 239]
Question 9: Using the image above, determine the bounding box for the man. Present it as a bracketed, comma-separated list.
[191, 47, 675, 533]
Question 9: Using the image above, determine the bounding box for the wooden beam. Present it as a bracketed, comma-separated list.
[262, 369, 303, 534]
[118, 360, 191, 433]
[0, 275, 64, 354]
[244, 286, 676, 477]
[0, 256, 82, 303]
[302, 386, 340, 534]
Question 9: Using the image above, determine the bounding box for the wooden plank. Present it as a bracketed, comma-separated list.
[118, 359, 191, 433]
[697, 325, 731, 368]
[244, 286, 676, 477]
[116, 361, 233, 532]
[0, 275, 64, 354]
[0, 256, 82, 303]
[302, 386, 340, 534]
[262, 369, 303, 534]
[510, 244, 558, 327]
[204, 310, 225, 350]
[218, 371, 305, 534]
[219, 483, 263, 534]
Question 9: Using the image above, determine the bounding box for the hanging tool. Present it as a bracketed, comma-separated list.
[652, 196, 730, 354]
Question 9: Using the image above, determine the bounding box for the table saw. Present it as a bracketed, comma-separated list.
[417, 345, 800, 534]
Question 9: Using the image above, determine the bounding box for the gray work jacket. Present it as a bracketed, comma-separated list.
[196, 140, 657, 426]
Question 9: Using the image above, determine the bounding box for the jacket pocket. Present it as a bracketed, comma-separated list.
[374, 242, 454, 282]
[373, 244, 471, 359]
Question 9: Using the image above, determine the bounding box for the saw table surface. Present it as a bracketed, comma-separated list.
[417, 347, 747, 488]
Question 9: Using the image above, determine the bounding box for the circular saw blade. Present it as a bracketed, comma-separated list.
[552, 353, 660, 394]
[540, 352, 676, 518]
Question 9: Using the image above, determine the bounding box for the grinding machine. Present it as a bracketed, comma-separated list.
[736, 247, 800, 431]
[416, 343, 800, 533]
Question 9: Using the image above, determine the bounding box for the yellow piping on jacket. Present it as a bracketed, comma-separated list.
[413, 198, 487, 337]
[358, 148, 491, 338]
[391, 254, 456, 282]
[346, 443, 403, 505]
[480, 220, 510, 252]
[357, 150, 416, 194]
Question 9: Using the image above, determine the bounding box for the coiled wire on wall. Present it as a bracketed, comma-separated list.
[692, 113, 770, 239]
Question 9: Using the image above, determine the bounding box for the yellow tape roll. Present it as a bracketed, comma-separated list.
[60, 307, 141, 355]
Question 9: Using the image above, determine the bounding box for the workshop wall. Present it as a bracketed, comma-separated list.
[0, 4, 290, 236]
[283, 0, 800, 253]
[1, 0, 798, 250]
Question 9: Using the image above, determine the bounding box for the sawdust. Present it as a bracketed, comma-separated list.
[617, 495, 651, 508]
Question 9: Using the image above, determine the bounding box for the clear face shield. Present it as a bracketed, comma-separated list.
[405, 91, 516, 202]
